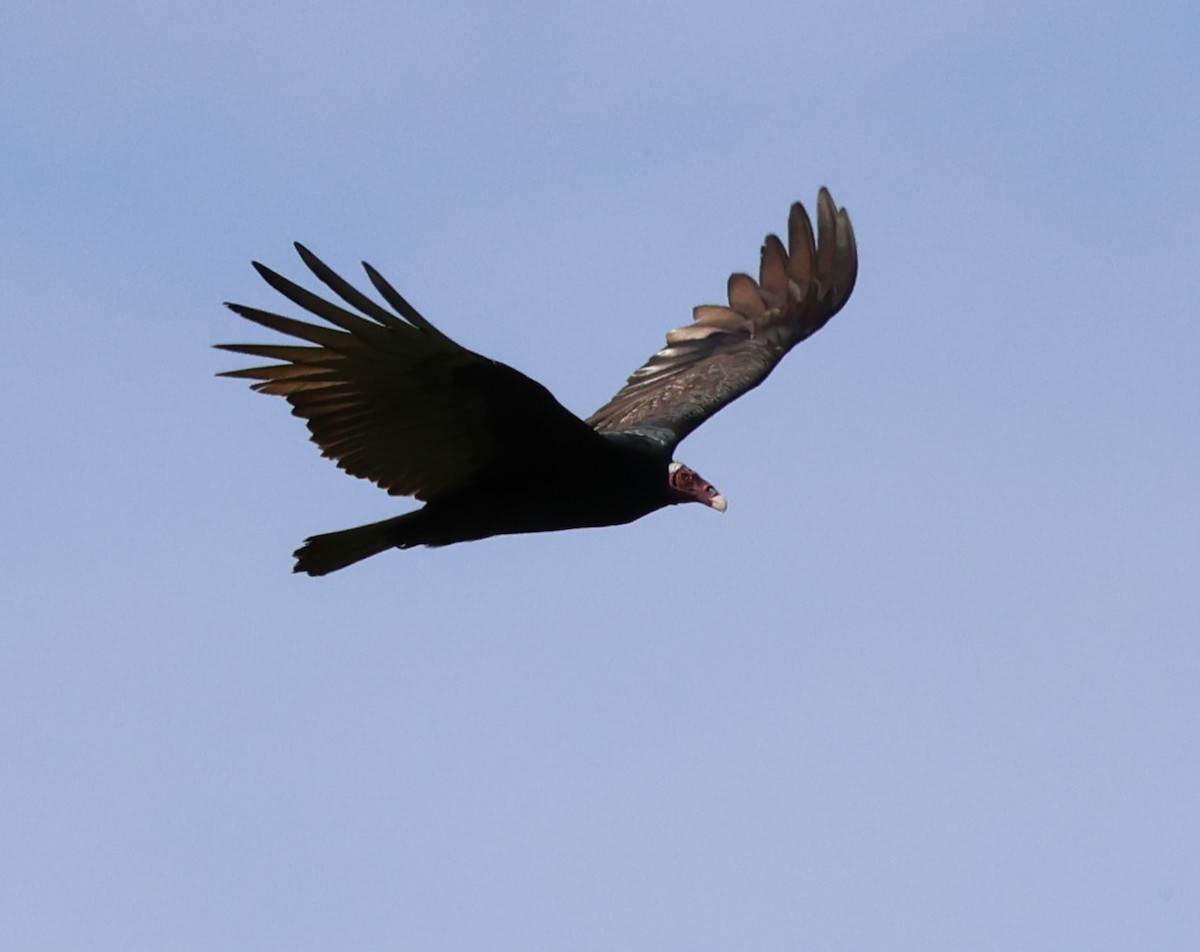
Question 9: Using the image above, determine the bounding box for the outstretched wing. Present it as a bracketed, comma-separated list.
[218, 244, 605, 500]
[587, 188, 857, 446]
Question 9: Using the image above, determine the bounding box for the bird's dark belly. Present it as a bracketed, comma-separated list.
[488, 483, 661, 533]
[416, 470, 666, 545]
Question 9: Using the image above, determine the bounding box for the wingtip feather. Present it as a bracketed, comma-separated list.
[787, 201, 816, 285]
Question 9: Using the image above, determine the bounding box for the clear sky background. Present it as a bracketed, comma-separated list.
[3, 1, 1198, 949]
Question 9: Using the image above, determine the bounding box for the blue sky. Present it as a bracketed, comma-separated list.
[3, 1, 1198, 949]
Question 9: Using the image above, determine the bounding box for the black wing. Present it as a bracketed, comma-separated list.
[218, 244, 606, 500]
[586, 188, 857, 447]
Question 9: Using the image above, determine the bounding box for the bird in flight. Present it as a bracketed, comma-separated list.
[219, 188, 857, 575]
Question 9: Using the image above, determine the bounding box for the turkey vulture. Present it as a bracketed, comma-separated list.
[219, 188, 857, 575]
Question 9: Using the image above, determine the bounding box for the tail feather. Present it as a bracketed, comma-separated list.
[293, 512, 416, 576]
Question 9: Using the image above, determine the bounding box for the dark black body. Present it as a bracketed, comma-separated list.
[294, 433, 674, 574]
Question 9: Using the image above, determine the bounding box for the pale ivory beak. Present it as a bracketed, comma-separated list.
[709, 494, 728, 513]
